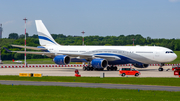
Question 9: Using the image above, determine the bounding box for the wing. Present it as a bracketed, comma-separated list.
[3, 47, 55, 57]
[58, 52, 121, 61]
[11, 45, 47, 51]
[4, 47, 121, 61]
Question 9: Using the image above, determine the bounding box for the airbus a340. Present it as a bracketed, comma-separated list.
[4, 20, 177, 71]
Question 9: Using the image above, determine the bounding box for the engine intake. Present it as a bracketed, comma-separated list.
[91, 58, 108, 69]
[53, 55, 71, 65]
[133, 63, 149, 68]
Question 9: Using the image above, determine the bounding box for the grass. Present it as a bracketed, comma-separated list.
[0, 76, 180, 87]
[0, 84, 180, 101]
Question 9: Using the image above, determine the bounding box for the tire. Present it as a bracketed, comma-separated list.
[107, 67, 110, 71]
[121, 73, 126, 77]
[87, 66, 90, 71]
[110, 67, 114, 71]
[158, 68, 163, 71]
[83, 66, 86, 71]
[135, 73, 139, 76]
[90, 67, 93, 71]
[114, 67, 117, 71]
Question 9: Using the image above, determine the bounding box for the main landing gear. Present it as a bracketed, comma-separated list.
[107, 65, 117, 71]
[82, 61, 104, 71]
[83, 66, 94, 71]
[158, 63, 164, 71]
[83, 66, 104, 71]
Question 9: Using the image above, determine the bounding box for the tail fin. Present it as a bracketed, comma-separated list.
[35, 20, 59, 46]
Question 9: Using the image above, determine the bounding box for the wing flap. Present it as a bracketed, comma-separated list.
[94, 55, 121, 61]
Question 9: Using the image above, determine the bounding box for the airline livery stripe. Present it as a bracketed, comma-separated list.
[38, 36, 56, 44]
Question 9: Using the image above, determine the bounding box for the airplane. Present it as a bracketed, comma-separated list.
[12, 59, 22, 64]
[4, 20, 177, 71]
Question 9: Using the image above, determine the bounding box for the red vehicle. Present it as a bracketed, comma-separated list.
[119, 67, 141, 77]
[172, 65, 180, 71]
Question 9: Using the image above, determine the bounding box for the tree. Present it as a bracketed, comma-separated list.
[8, 33, 18, 39]
[19, 33, 29, 39]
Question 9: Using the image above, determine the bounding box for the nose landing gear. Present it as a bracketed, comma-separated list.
[158, 63, 165, 71]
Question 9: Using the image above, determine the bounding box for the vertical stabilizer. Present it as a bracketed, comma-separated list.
[35, 20, 59, 46]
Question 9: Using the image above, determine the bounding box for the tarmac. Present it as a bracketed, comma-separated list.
[1, 80, 180, 91]
[0, 64, 179, 91]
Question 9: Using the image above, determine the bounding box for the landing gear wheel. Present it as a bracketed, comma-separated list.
[83, 66, 86, 71]
[121, 73, 126, 77]
[90, 67, 94, 71]
[107, 66, 110, 71]
[135, 73, 139, 76]
[87, 66, 90, 71]
[114, 66, 117, 71]
[110, 66, 114, 71]
[158, 68, 163, 71]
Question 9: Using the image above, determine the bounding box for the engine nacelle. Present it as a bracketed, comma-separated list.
[91, 58, 108, 69]
[53, 55, 71, 65]
[133, 63, 149, 68]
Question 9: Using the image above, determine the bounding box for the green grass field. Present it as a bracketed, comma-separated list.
[0, 76, 180, 87]
[0, 84, 180, 101]
[2, 51, 180, 64]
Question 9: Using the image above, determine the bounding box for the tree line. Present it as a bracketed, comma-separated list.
[0, 33, 180, 60]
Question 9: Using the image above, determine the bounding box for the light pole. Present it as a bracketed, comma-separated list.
[132, 38, 136, 46]
[81, 31, 85, 45]
[23, 18, 27, 66]
[0, 24, 2, 64]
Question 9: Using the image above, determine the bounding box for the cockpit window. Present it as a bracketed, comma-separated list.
[165, 51, 174, 53]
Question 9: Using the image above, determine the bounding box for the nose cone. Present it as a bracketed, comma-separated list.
[168, 53, 177, 62]
[163, 53, 177, 63]
[173, 53, 177, 61]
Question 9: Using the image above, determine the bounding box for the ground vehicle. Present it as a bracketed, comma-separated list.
[172, 65, 180, 71]
[119, 67, 141, 77]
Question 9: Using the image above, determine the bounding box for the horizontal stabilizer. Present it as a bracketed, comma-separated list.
[3, 47, 11, 52]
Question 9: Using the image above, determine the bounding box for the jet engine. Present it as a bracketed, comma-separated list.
[133, 63, 149, 68]
[91, 58, 108, 69]
[53, 55, 71, 65]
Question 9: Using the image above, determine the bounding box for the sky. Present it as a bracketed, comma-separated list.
[0, 0, 180, 39]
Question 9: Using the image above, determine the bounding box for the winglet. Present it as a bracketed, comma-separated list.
[3, 47, 11, 52]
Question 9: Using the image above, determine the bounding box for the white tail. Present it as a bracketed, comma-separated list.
[35, 20, 59, 46]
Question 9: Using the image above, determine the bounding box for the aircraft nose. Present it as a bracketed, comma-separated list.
[173, 53, 177, 60]
[169, 53, 177, 62]
[164, 53, 177, 63]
